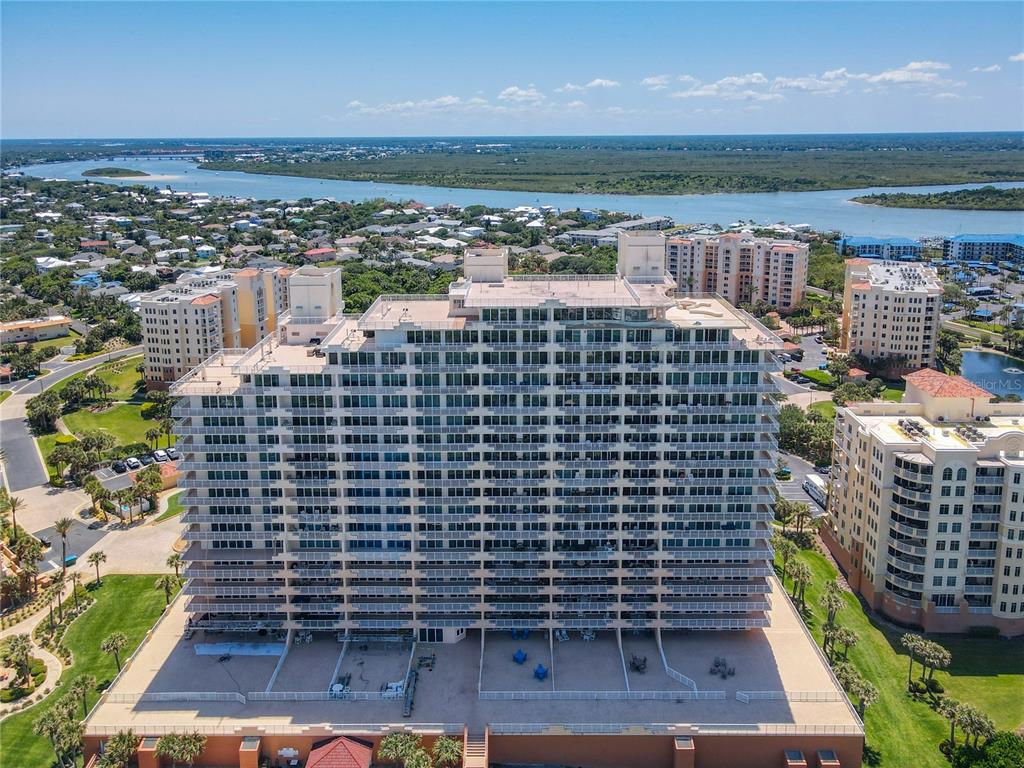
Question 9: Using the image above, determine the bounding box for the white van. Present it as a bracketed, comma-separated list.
[802, 475, 828, 509]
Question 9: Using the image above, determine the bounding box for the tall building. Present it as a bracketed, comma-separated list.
[840, 260, 941, 373]
[172, 246, 785, 638]
[663, 232, 808, 312]
[141, 267, 298, 389]
[943, 233, 1024, 261]
[825, 369, 1024, 636]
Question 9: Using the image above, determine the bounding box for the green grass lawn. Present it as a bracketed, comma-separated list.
[808, 400, 837, 420]
[802, 369, 836, 388]
[0, 575, 171, 768]
[0, 390, 11, 406]
[51, 355, 143, 402]
[63, 403, 151, 446]
[23, 331, 80, 360]
[155, 490, 184, 523]
[778, 548, 1023, 767]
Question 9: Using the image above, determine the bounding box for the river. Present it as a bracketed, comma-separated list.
[11, 157, 1024, 238]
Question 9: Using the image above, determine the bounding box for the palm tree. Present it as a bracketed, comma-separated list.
[901, 633, 923, 687]
[101, 631, 128, 672]
[850, 676, 878, 717]
[793, 502, 813, 534]
[774, 536, 798, 585]
[88, 550, 107, 585]
[937, 697, 961, 747]
[33, 708, 67, 768]
[379, 732, 420, 765]
[160, 417, 175, 448]
[155, 574, 178, 606]
[155, 732, 207, 768]
[833, 626, 858, 660]
[790, 561, 812, 609]
[99, 728, 137, 768]
[166, 553, 183, 578]
[432, 735, 463, 768]
[69, 571, 83, 609]
[69, 674, 96, 717]
[51, 572, 66, 623]
[2, 633, 33, 683]
[7, 495, 24, 542]
[145, 428, 161, 450]
[820, 581, 844, 626]
[958, 703, 995, 748]
[54, 517, 74, 574]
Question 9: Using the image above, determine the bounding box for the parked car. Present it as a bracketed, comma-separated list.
[814, 336, 823, 343]
[796, 376, 811, 384]
[816, 465, 832, 475]
[153, 450, 169, 463]
[165, 447, 180, 461]
[139, 454, 156, 466]
[125, 457, 142, 470]
[111, 460, 127, 474]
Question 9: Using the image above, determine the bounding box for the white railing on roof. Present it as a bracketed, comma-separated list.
[736, 691, 848, 703]
[478, 689, 724, 701]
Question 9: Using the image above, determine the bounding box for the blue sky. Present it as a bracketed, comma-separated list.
[2, 1, 1023, 138]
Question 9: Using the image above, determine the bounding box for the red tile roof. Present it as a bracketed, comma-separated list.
[903, 368, 991, 399]
[304, 247, 336, 256]
[191, 294, 220, 306]
[305, 737, 373, 768]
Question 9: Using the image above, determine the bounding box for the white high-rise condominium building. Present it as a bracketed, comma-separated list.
[141, 267, 297, 388]
[661, 232, 808, 312]
[840, 260, 942, 372]
[826, 368, 1024, 636]
[172, 246, 784, 640]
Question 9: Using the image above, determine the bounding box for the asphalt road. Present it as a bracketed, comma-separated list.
[0, 346, 142, 492]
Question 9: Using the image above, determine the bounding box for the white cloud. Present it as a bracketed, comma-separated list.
[904, 60, 949, 71]
[771, 75, 844, 94]
[640, 75, 670, 90]
[350, 95, 466, 115]
[677, 75, 699, 85]
[566, 100, 586, 109]
[497, 85, 544, 103]
[556, 78, 619, 93]
[932, 92, 960, 100]
[1010, 52, 1024, 62]
[970, 64, 1002, 73]
[714, 72, 768, 88]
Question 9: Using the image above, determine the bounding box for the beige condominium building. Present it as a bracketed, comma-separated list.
[659, 232, 808, 312]
[826, 368, 1024, 636]
[840, 260, 941, 373]
[80, 247, 865, 768]
[141, 267, 301, 388]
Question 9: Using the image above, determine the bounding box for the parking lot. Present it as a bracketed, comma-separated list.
[33, 518, 108, 573]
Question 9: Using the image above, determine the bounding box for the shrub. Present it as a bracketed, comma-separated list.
[909, 680, 927, 696]
[925, 678, 944, 694]
[967, 625, 1000, 638]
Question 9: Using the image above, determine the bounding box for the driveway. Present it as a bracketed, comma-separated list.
[775, 451, 827, 514]
[0, 346, 141, 491]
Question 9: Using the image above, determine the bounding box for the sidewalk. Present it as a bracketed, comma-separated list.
[0, 579, 71, 720]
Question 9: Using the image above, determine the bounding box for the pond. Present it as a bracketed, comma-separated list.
[960, 349, 1024, 397]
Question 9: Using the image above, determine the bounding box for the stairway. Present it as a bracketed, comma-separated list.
[463, 730, 488, 768]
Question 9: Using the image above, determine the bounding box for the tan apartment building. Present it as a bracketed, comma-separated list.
[662, 232, 808, 312]
[840, 260, 941, 373]
[0, 315, 73, 345]
[825, 368, 1024, 636]
[141, 267, 302, 388]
